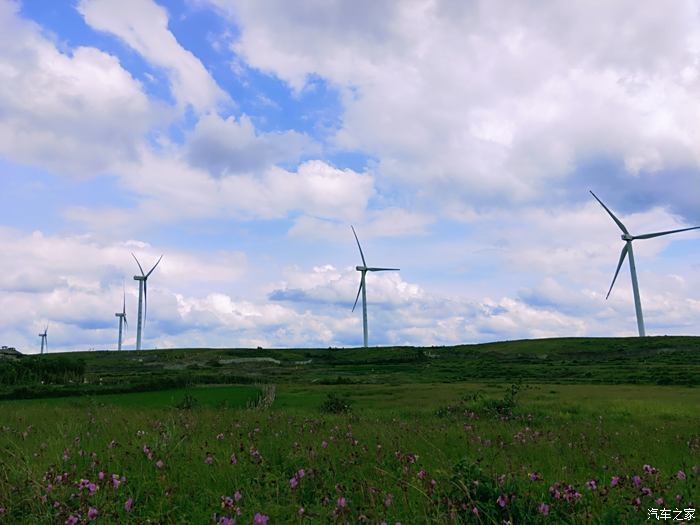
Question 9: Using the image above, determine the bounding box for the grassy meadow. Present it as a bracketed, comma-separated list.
[0, 337, 699, 523]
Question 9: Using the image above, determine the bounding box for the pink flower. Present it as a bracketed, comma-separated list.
[611, 476, 621, 487]
[87, 507, 98, 520]
[155, 459, 164, 469]
[216, 433, 225, 441]
[98, 471, 105, 480]
[529, 472, 541, 481]
[253, 513, 268, 525]
[298, 507, 305, 516]
[125, 497, 133, 512]
[632, 475, 641, 488]
[538, 503, 550, 516]
[472, 507, 479, 516]
[234, 490, 242, 502]
[289, 477, 298, 489]
[496, 494, 508, 508]
[230, 454, 238, 465]
[417, 469, 427, 480]
[219, 518, 235, 525]
[322, 440, 328, 449]
[337, 496, 347, 508]
[205, 455, 214, 465]
[586, 479, 597, 490]
[297, 468, 305, 478]
[677, 470, 687, 481]
[65, 516, 79, 525]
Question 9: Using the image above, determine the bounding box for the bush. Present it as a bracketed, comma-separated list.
[175, 394, 198, 409]
[320, 393, 353, 414]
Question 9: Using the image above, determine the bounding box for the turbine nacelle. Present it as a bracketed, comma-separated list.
[621, 234, 634, 241]
[133, 275, 146, 281]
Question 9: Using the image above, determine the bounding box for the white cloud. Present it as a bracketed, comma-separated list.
[211, 0, 700, 218]
[186, 113, 318, 175]
[78, 0, 228, 113]
[0, 1, 158, 175]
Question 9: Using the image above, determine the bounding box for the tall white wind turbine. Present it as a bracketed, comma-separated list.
[115, 285, 128, 351]
[132, 253, 163, 350]
[590, 190, 700, 336]
[351, 226, 400, 348]
[39, 324, 48, 355]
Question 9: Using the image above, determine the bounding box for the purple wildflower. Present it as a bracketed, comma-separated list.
[65, 516, 79, 525]
[87, 507, 98, 520]
[253, 513, 268, 525]
[677, 470, 687, 481]
[496, 494, 508, 508]
[611, 476, 621, 487]
[538, 503, 550, 516]
[125, 497, 133, 512]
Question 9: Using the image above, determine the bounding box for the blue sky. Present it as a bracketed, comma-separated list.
[2, 0, 700, 353]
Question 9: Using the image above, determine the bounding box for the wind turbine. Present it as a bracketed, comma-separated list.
[132, 253, 163, 350]
[590, 190, 700, 336]
[351, 226, 399, 348]
[115, 285, 128, 351]
[39, 324, 48, 355]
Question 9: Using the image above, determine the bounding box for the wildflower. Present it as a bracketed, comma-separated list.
[155, 459, 164, 469]
[205, 455, 214, 465]
[611, 476, 621, 487]
[221, 496, 234, 509]
[253, 513, 268, 525]
[586, 480, 597, 490]
[529, 472, 541, 481]
[298, 507, 305, 516]
[322, 440, 328, 449]
[417, 469, 427, 480]
[234, 490, 242, 502]
[65, 516, 79, 525]
[538, 503, 550, 516]
[677, 470, 687, 481]
[496, 494, 508, 508]
[297, 468, 305, 478]
[88, 483, 98, 495]
[230, 453, 238, 465]
[472, 507, 479, 516]
[216, 433, 225, 441]
[219, 518, 235, 525]
[125, 497, 133, 512]
[632, 475, 641, 488]
[338, 496, 347, 508]
[384, 494, 393, 507]
[289, 477, 298, 489]
[643, 464, 656, 475]
[87, 507, 98, 520]
[98, 471, 105, 480]
[641, 487, 652, 497]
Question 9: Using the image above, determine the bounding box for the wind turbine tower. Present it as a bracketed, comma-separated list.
[590, 191, 700, 336]
[351, 226, 400, 348]
[39, 324, 48, 355]
[132, 253, 163, 350]
[115, 286, 128, 351]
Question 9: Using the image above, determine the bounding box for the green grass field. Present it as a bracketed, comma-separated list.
[1, 337, 699, 523]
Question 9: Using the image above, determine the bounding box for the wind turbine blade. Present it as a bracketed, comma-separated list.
[351, 226, 367, 266]
[352, 280, 364, 312]
[131, 253, 146, 276]
[367, 267, 400, 271]
[146, 255, 163, 277]
[590, 191, 629, 235]
[633, 226, 700, 240]
[606, 244, 629, 299]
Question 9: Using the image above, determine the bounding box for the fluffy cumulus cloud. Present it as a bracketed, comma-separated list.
[78, 0, 228, 113]
[0, 1, 157, 176]
[186, 113, 318, 175]
[213, 0, 700, 219]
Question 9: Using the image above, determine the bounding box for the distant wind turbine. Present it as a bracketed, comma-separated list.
[115, 285, 128, 351]
[351, 226, 400, 348]
[39, 324, 48, 355]
[590, 190, 700, 336]
[132, 253, 163, 350]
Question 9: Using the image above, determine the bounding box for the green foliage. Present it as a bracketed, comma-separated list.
[0, 357, 85, 386]
[175, 393, 198, 409]
[319, 392, 353, 414]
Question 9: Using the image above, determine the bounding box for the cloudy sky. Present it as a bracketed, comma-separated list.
[2, 0, 700, 353]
